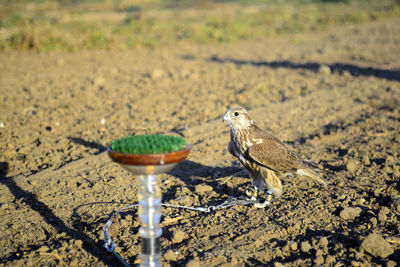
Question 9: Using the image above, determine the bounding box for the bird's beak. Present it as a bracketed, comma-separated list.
[223, 113, 228, 123]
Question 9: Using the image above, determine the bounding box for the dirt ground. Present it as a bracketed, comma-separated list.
[1, 17, 400, 266]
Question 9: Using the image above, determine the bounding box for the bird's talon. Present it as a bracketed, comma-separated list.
[245, 188, 252, 197]
[253, 200, 272, 208]
[246, 185, 258, 198]
[252, 193, 274, 208]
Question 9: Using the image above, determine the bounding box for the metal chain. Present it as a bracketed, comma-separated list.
[103, 196, 256, 255]
[103, 204, 138, 252]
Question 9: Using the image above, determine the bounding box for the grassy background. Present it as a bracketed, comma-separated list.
[0, 0, 399, 51]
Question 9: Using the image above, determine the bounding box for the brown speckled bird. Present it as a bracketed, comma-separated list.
[223, 107, 327, 207]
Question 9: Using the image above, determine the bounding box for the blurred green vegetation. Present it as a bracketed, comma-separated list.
[0, 0, 399, 51]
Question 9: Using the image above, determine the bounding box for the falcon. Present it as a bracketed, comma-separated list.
[223, 107, 327, 207]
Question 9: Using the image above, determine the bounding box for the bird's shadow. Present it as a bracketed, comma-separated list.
[165, 160, 249, 202]
[169, 159, 245, 181]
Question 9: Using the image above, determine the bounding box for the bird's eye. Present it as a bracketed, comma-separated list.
[234, 112, 239, 117]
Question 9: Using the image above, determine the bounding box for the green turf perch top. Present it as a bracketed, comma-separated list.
[110, 134, 187, 154]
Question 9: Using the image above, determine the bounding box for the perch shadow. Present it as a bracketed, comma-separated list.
[205, 56, 400, 82]
[0, 161, 119, 266]
[68, 137, 107, 154]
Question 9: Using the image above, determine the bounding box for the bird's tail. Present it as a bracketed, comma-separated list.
[297, 161, 329, 185]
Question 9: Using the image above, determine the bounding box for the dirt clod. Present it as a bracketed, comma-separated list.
[164, 250, 178, 261]
[390, 198, 400, 213]
[340, 207, 362, 221]
[1, 15, 399, 267]
[195, 184, 213, 195]
[315, 255, 324, 265]
[289, 241, 298, 251]
[362, 155, 371, 166]
[378, 209, 388, 224]
[172, 229, 188, 244]
[346, 160, 359, 174]
[361, 233, 394, 258]
[300, 241, 312, 253]
[73, 240, 83, 249]
[318, 237, 329, 247]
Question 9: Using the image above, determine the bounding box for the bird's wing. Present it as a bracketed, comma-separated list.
[246, 138, 300, 172]
[228, 141, 236, 157]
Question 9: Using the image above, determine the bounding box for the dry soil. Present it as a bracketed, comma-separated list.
[0, 18, 400, 266]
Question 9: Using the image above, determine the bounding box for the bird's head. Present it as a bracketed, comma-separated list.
[223, 107, 254, 129]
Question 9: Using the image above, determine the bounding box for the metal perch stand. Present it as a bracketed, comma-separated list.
[107, 145, 191, 267]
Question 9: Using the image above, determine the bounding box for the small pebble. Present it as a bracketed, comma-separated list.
[315, 255, 324, 265]
[325, 255, 335, 264]
[342, 70, 352, 78]
[289, 241, 298, 251]
[355, 198, 366, 205]
[390, 198, 400, 213]
[301, 241, 311, 253]
[37, 245, 50, 253]
[346, 160, 359, 174]
[93, 76, 106, 87]
[319, 237, 329, 247]
[378, 210, 387, 224]
[315, 249, 323, 256]
[351, 261, 362, 267]
[374, 188, 381, 197]
[318, 64, 331, 75]
[362, 155, 370, 166]
[393, 166, 400, 178]
[150, 69, 165, 80]
[370, 217, 378, 227]
[74, 240, 83, 248]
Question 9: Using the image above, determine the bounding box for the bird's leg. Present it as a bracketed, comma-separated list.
[245, 178, 272, 208]
[262, 191, 274, 206]
[245, 185, 274, 208]
[245, 184, 258, 200]
[253, 194, 273, 208]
